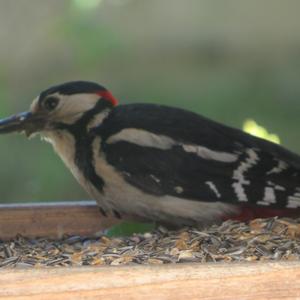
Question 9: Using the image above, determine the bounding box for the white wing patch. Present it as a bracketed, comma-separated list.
[267, 160, 288, 175]
[267, 181, 286, 191]
[87, 110, 110, 131]
[287, 192, 300, 208]
[232, 148, 259, 202]
[107, 128, 174, 150]
[107, 128, 238, 163]
[174, 186, 184, 194]
[257, 187, 276, 206]
[150, 174, 161, 183]
[205, 181, 221, 198]
[182, 145, 238, 162]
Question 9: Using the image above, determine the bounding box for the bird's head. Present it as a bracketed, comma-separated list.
[0, 81, 118, 137]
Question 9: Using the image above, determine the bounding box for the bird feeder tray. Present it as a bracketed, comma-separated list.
[0, 201, 300, 299]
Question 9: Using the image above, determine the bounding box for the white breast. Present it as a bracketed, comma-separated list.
[42, 131, 104, 207]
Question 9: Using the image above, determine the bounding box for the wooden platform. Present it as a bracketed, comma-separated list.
[0, 262, 300, 299]
[0, 201, 300, 299]
[0, 201, 117, 240]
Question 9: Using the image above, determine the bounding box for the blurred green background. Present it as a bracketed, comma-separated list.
[0, 0, 299, 203]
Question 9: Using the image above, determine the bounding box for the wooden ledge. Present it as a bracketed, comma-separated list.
[0, 261, 300, 299]
[0, 202, 300, 299]
[0, 201, 117, 240]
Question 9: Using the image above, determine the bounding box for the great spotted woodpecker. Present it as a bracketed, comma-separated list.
[0, 81, 299, 226]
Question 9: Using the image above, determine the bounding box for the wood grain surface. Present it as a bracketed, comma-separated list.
[0, 201, 117, 239]
[0, 203, 299, 299]
[0, 261, 299, 299]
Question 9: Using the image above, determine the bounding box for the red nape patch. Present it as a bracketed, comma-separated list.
[96, 90, 118, 106]
[224, 205, 300, 222]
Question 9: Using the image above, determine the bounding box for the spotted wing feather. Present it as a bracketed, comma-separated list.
[97, 104, 300, 209]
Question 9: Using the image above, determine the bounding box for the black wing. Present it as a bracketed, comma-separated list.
[98, 104, 300, 208]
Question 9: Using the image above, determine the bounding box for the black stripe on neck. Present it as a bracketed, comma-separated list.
[74, 99, 112, 134]
[55, 100, 112, 192]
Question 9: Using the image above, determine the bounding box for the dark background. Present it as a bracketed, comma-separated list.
[0, 0, 299, 203]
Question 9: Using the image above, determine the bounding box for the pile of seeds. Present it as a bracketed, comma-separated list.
[1, 217, 300, 268]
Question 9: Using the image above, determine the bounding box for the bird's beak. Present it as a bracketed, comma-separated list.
[0, 111, 45, 137]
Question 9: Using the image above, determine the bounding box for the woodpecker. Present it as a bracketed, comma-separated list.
[0, 81, 299, 227]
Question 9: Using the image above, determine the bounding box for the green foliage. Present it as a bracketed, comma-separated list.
[72, 0, 103, 11]
[243, 119, 280, 144]
[0, 1, 299, 204]
[105, 221, 156, 237]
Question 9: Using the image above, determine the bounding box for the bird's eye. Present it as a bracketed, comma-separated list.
[44, 97, 59, 111]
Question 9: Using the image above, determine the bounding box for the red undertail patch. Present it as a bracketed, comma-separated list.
[224, 205, 300, 222]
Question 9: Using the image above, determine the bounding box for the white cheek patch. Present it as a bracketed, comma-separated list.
[50, 93, 101, 124]
[30, 93, 100, 124]
[30, 92, 102, 125]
